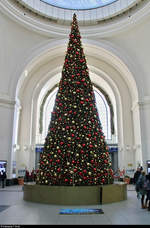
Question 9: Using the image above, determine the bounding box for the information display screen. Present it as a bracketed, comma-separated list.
[0, 160, 7, 174]
[147, 160, 150, 174]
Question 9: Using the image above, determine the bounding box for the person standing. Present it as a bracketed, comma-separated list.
[1, 170, 7, 188]
[136, 171, 147, 209]
[144, 173, 150, 211]
[133, 167, 141, 185]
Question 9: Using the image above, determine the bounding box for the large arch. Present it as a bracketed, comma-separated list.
[12, 38, 141, 176]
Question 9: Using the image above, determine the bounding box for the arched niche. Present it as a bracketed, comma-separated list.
[13, 39, 141, 174]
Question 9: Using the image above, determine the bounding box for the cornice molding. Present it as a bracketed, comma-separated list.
[0, 0, 149, 38]
[0, 95, 16, 108]
[132, 97, 150, 111]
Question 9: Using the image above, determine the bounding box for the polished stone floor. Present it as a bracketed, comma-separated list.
[0, 184, 150, 225]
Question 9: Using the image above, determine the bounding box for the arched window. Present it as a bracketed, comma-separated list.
[41, 85, 112, 141]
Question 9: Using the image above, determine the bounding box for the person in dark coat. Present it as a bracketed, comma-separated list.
[145, 173, 150, 211]
[133, 167, 141, 185]
[136, 171, 147, 208]
[1, 170, 7, 188]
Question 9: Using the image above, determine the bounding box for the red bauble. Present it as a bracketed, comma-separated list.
[102, 178, 105, 183]
[57, 168, 61, 172]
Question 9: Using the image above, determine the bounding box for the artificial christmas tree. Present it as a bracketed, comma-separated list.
[36, 13, 114, 186]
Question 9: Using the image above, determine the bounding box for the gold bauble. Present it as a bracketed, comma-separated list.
[88, 172, 92, 175]
[70, 170, 73, 174]
[54, 155, 57, 158]
[76, 153, 79, 157]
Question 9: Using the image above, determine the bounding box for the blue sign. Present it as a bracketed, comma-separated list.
[109, 147, 118, 152]
[36, 147, 43, 153]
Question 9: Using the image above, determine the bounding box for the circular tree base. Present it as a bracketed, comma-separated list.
[23, 182, 127, 205]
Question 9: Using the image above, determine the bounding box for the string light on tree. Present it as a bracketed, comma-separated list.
[36, 13, 114, 186]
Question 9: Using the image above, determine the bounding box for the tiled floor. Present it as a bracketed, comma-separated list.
[0, 184, 150, 225]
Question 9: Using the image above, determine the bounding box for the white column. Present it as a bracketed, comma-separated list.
[0, 96, 15, 179]
[138, 98, 150, 172]
[11, 101, 22, 178]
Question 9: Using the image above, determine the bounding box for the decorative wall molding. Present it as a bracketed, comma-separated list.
[0, 0, 149, 37]
[0, 95, 16, 108]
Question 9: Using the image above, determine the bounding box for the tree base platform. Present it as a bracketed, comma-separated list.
[23, 182, 127, 205]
